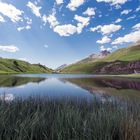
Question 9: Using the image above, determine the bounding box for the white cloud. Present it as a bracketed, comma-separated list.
[0, 2, 23, 23]
[56, 0, 63, 5]
[121, 9, 132, 15]
[17, 25, 31, 31]
[43, 11, 84, 37]
[0, 45, 19, 53]
[96, 0, 127, 5]
[74, 15, 90, 33]
[83, 8, 95, 16]
[26, 17, 32, 25]
[74, 15, 90, 25]
[67, 0, 85, 11]
[90, 24, 121, 35]
[90, 26, 101, 32]
[75, 15, 90, 34]
[115, 18, 122, 23]
[100, 45, 112, 51]
[136, 6, 140, 12]
[47, 13, 59, 28]
[0, 15, 5, 22]
[132, 23, 140, 31]
[42, 15, 47, 25]
[54, 24, 77, 36]
[27, 1, 41, 17]
[127, 15, 136, 20]
[48, 14, 90, 36]
[114, 4, 121, 9]
[112, 30, 140, 45]
[97, 36, 111, 44]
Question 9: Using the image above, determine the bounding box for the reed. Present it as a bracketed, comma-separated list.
[0, 97, 139, 140]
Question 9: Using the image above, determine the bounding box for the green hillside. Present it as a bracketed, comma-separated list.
[61, 42, 140, 74]
[60, 62, 106, 74]
[103, 43, 140, 62]
[0, 58, 53, 74]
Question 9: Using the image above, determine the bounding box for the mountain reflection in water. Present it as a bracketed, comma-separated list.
[0, 76, 46, 87]
[64, 77, 140, 100]
[0, 75, 139, 101]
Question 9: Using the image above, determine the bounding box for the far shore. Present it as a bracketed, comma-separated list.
[0, 72, 140, 78]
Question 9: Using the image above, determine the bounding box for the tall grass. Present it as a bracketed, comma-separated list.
[0, 97, 139, 140]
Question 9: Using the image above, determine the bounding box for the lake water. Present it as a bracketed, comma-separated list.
[0, 74, 140, 102]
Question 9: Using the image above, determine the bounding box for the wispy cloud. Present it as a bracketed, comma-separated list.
[47, 12, 59, 28]
[97, 36, 111, 44]
[127, 15, 136, 20]
[83, 8, 96, 16]
[56, 0, 64, 5]
[115, 18, 122, 23]
[74, 15, 90, 34]
[132, 23, 140, 31]
[0, 15, 5, 22]
[67, 0, 85, 11]
[90, 24, 121, 35]
[0, 45, 19, 53]
[54, 24, 77, 36]
[135, 6, 140, 12]
[96, 0, 128, 6]
[27, 1, 41, 17]
[0, 1, 23, 23]
[100, 45, 112, 51]
[121, 9, 132, 15]
[17, 25, 31, 31]
[112, 23, 140, 45]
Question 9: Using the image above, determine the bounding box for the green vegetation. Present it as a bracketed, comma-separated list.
[0, 76, 45, 87]
[61, 43, 140, 74]
[104, 44, 140, 62]
[0, 58, 53, 74]
[0, 97, 139, 140]
[61, 61, 106, 74]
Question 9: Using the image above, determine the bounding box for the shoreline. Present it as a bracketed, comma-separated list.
[0, 72, 140, 78]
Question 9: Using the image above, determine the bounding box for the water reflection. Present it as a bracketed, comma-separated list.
[0, 93, 15, 101]
[0, 75, 139, 101]
[0, 76, 46, 87]
[65, 77, 140, 100]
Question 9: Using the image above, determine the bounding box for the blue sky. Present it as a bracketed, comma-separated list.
[0, 0, 140, 68]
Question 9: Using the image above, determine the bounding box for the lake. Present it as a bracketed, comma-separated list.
[0, 74, 140, 102]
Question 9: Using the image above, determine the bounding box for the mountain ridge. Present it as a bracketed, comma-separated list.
[61, 42, 140, 74]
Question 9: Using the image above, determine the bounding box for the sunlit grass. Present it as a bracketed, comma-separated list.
[0, 97, 139, 140]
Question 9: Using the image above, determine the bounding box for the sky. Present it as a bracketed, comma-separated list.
[0, 0, 140, 69]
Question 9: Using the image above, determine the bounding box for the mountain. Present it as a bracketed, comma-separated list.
[56, 64, 67, 72]
[61, 42, 140, 74]
[0, 58, 53, 74]
[77, 50, 110, 64]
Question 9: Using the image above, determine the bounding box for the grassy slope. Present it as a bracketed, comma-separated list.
[0, 58, 53, 74]
[103, 43, 140, 61]
[61, 43, 140, 74]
